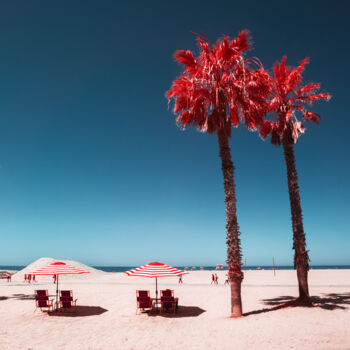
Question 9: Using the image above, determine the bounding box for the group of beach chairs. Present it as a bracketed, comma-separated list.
[34, 288, 178, 315]
[34, 289, 77, 313]
[136, 289, 178, 315]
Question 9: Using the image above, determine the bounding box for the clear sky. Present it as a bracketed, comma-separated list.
[0, 0, 348, 267]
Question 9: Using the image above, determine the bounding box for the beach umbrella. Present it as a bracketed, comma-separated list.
[30, 261, 89, 310]
[125, 262, 188, 299]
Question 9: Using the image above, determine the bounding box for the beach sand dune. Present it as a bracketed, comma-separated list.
[1, 263, 349, 350]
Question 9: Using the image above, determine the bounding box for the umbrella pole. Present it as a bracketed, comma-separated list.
[156, 277, 158, 300]
[56, 275, 58, 312]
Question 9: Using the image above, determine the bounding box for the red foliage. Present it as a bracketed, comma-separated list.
[259, 121, 272, 140]
[261, 57, 330, 145]
[166, 31, 271, 135]
[174, 50, 197, 75]
[230, 108, 240, 127]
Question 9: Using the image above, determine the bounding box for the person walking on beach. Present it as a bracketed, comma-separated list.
[224, 273, 229, 285]
[215, 273, 219, 285]
[178, 275, 183, 284]
[211, 273, 215, 285]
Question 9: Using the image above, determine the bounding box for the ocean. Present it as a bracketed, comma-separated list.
[1, 265, 350, 272]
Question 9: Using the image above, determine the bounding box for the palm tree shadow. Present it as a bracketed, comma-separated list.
[0, 296, 8, 301]
[311, 293, 350, 310]
[147, 306, 206, 318]
[48, 306, 108, 317]
[11, 293, 36, 300]
[244, 293, 350, 317]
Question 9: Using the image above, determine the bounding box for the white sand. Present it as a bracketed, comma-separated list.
[0, 264, 349, 350]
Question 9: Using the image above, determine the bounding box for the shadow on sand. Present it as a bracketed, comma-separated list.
[0, 293, 55, 301]
[147, 305, 206, 318]
[0, 293, 40, 301]
[11, 293, 37, 300]
[48, 306, 108, 317]
[244, 292, 350, 317]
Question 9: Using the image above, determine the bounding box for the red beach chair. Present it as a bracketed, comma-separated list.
[160, 289, 178, 315]
[34, 290, 54, 313]
[161, 289, 173, 297]
[57, 290, 77, 313]
[136, 290, 153, 314]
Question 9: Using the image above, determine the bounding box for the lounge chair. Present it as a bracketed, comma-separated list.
[34, 290, 54, 313]
[161, 289, 173, 297]
[136, 290, 153, 314]
[160, 289, 178, 315]
[57, 290, 77, 313]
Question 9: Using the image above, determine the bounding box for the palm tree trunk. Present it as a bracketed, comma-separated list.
[217, 128, 243, 317]
[282, 128, 312, 305]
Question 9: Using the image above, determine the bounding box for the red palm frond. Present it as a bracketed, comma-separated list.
[174, 50, 197, 74]
[173, 96, 189, 114]
[285, 58, 309, 93]
[259, 120, 272, 140]
[230, 107, 240, 127]
[166, 76, 191, 99]
[305, 92, 331, 103]
[302, 111, 321, 123]
[297, 83, 320, 96]
[232, 30, 251, 52]
[176, 111, 192, 128]
[259, 56, 330, 145]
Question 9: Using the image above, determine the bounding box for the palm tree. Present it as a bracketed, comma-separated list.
[166, 31, 270, 317]
[259, 57, 330, 305]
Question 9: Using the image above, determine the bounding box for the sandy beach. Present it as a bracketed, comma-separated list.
[0, 261, 349, 350]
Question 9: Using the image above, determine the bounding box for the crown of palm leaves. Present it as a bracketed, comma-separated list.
[167, 31, 271, 137]
[259, 56, 331, 145]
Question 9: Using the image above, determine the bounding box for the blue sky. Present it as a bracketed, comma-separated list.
[0, 0, 349, 266]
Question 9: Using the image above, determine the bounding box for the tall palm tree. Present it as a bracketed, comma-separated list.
[259, 57, 330, 305]
[167, 31, 270, 317]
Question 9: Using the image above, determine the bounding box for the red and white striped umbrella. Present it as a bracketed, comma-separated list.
[30, 261, 89, 310]
[125, 261, 187, 278]
[31, 261, 89, 276]
[125, 262, 188, 299]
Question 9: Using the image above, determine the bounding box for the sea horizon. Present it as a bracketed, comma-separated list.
[1, 265, 350, 272]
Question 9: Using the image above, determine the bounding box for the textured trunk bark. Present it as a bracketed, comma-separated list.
[282, 127, 312, 305]
[217, 128, 243, 317]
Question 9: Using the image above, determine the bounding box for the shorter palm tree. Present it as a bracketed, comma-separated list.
[259, 57, 330, 305]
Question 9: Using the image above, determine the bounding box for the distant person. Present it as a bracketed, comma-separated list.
[178, 275, 183, 284]
[211, 273, 215, 285]
[53, 275, 57, 284]
[224, 274, 229, 285]
[215, 273, 219, 285]
[32, 275, 36, 282]
[7, 275, 11, 282]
